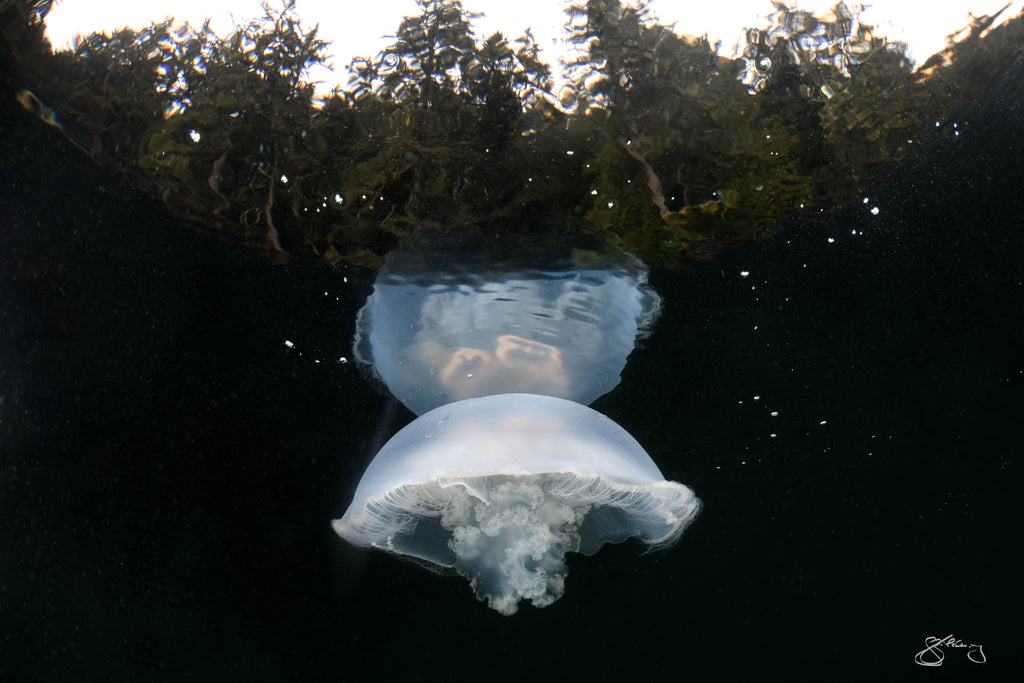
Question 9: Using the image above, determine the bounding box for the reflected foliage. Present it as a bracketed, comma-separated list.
[2, 0, 1021, 273]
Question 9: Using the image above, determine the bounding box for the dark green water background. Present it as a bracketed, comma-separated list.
[1, 69, 1021, 680]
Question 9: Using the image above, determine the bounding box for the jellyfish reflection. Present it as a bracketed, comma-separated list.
[335, 241, 700, 615]
[352, 247, 662, 416]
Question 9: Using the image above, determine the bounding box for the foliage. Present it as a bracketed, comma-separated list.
[2, 0, 1021, 274]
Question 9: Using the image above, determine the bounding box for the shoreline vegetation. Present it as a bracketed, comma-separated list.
[2, 0, 1020, 274]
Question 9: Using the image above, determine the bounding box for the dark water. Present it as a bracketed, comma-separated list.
[2, 77, 1022, 680]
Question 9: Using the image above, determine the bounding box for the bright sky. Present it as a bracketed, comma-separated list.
[45, 0, 1023, 95]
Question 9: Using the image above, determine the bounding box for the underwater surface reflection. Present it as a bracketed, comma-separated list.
[2, 7, 1023, 680]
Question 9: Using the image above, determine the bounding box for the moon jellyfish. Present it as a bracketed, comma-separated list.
[353, 247, 661, 416]
[332, 393, 700, 615]
[335, 235, 700, 614]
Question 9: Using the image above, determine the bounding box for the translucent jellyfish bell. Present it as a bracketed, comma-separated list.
[354, 247, 661, 415]
[332, 393, 700, 615]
